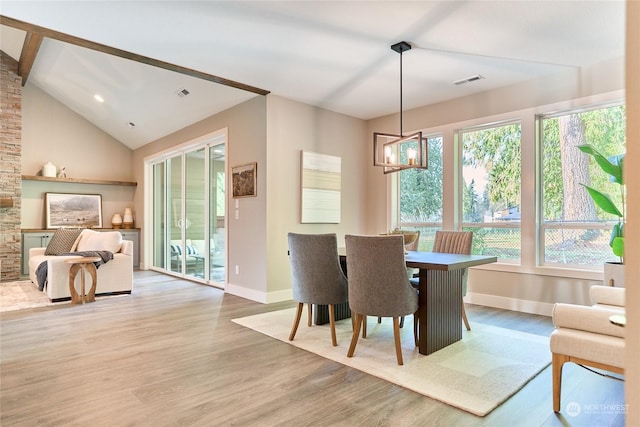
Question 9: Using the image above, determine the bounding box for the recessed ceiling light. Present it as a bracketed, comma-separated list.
[94, 94, 105, 103]
[128, 122, 136, 128]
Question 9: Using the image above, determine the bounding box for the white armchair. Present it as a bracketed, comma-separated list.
[550, 285, 625, 412]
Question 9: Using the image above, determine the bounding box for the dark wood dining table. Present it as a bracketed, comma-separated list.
[405, 251, 497, 355]
[329, 249, 497, 355]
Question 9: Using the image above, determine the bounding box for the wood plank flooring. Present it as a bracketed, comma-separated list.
[1, 271, 625, 426]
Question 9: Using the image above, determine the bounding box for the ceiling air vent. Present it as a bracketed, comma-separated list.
[452, 74, 485, 86]
[176, 88, 190, 98]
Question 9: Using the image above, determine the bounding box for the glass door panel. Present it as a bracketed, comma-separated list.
[210, 144, 225, 282]
[167, 154, 183, 274]
[150, 133, 225, 287]
[152, 162, 166, 269]
[185, 148, 206, 279]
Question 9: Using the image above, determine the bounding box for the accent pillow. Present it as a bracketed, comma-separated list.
[45, 228, 83, 255]
[76, 229, 123, 253]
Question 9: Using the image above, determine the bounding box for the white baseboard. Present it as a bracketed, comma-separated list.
[225, 283, 292, 304]
[465, 292, 555, 317]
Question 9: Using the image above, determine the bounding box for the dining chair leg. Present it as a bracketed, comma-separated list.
[393, 316, 404, 365]
[329, 304, 338, 346]
[462, 301, 471, 331]
[289, 302, 304, 341]
[362, 316, 367, 338]
[347, 313, 363, 358]
[380, 316, 405, 328]
[413, 313, 419, 347]
[307, 303, 313, 327]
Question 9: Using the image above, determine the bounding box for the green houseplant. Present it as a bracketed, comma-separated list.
[577, 144, 625, 263]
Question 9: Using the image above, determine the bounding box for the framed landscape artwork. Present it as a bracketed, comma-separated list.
[45, 193, 103, 228]
[232, 162, 257, 198]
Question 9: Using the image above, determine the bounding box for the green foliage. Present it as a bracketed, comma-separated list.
[399, 137, 443, 222]
[577, 144, 625, 261]
[463, 124, 521, 212]
[543, 105, 626, 222]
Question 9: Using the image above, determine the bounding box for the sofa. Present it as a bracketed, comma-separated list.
[550, 285, 625, 412]
[29, 229, 134, 302]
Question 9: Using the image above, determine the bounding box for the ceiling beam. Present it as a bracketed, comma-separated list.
[0, 15, 270, 96]
[18, 31, 43, 86]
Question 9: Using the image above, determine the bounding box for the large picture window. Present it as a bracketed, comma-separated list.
[393, 96, 624, 277]
[540, 104, 626, 266]
[460, 122, 522, 262]
[398, 135, 443, 250]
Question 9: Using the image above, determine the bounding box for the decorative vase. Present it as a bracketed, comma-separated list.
[122, 208, 134, 229]
[603, 262, 624, 287]
[111, 213, 123, 229]
[42, 162, 57, 177]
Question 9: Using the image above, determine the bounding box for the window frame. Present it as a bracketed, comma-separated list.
[457, 119, 522, 264]
[390, 91, 624, 280]
[536, 100, 626, 269]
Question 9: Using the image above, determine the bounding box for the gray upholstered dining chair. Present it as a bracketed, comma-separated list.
[345, 234, 419, 365]
[379, 229, 420, 327]
[432, 230, 474, 331]
[287, 232, 349, 346]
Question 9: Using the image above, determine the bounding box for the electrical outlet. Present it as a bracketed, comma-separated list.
[235, 265, 239, 275]
[235, 210, 239, 220]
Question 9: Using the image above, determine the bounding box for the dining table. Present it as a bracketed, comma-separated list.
[405, 251, 497, 355]
[326, 249, 497, 355]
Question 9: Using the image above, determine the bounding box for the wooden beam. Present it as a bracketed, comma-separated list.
[1, 15, 270, 96]
[18, 31, 43, 86]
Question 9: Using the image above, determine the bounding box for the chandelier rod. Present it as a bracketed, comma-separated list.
[400, 47, 403, 135]
[391, 41, 411, 136]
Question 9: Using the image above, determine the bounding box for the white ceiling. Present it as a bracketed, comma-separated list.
[0, 1, 626, 150]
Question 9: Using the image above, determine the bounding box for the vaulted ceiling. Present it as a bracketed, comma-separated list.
[0, 1, 625, 150]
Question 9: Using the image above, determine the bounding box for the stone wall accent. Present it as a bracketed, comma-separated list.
[0, 51, 22, 282]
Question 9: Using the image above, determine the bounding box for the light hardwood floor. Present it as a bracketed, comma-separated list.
[1, 271, 625, 426]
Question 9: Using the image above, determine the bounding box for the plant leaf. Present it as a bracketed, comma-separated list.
[581, 184, 623, 217]
[611, 236, 624, 258]
[577, 144, 624, 184]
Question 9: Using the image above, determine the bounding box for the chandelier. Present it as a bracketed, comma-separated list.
[373, 41, 428, 174]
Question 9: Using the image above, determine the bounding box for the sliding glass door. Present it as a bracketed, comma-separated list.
[149, 134, 226, 286]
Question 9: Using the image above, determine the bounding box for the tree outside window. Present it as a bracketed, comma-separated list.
[461, 122, 522, 261]
[541, 104, 626, 266]
[398, 135, 443, 251]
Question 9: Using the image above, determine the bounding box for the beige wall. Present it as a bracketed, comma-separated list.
[20, 84, 136, 228]
[625, 0, 639, 423]
[265, 95, 368, 300]
[21, 84, 133, 181]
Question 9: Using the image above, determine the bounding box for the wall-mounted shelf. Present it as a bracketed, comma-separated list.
[22, 175, 137, 187]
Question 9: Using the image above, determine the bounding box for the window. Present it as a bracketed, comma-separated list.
[540, 104, 626, 266]
[461, 122, 521, 262]
[398, 135, 443, 250]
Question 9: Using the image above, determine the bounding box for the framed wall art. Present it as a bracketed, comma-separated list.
[300, 151, 341, 223]
[45, 193, 103, 228]
[232, 162, 257, 198]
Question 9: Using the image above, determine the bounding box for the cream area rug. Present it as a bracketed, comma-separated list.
[233, 308, 551, 417]
[0, 280, 125, 312]
[0, 280, 54, 312]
